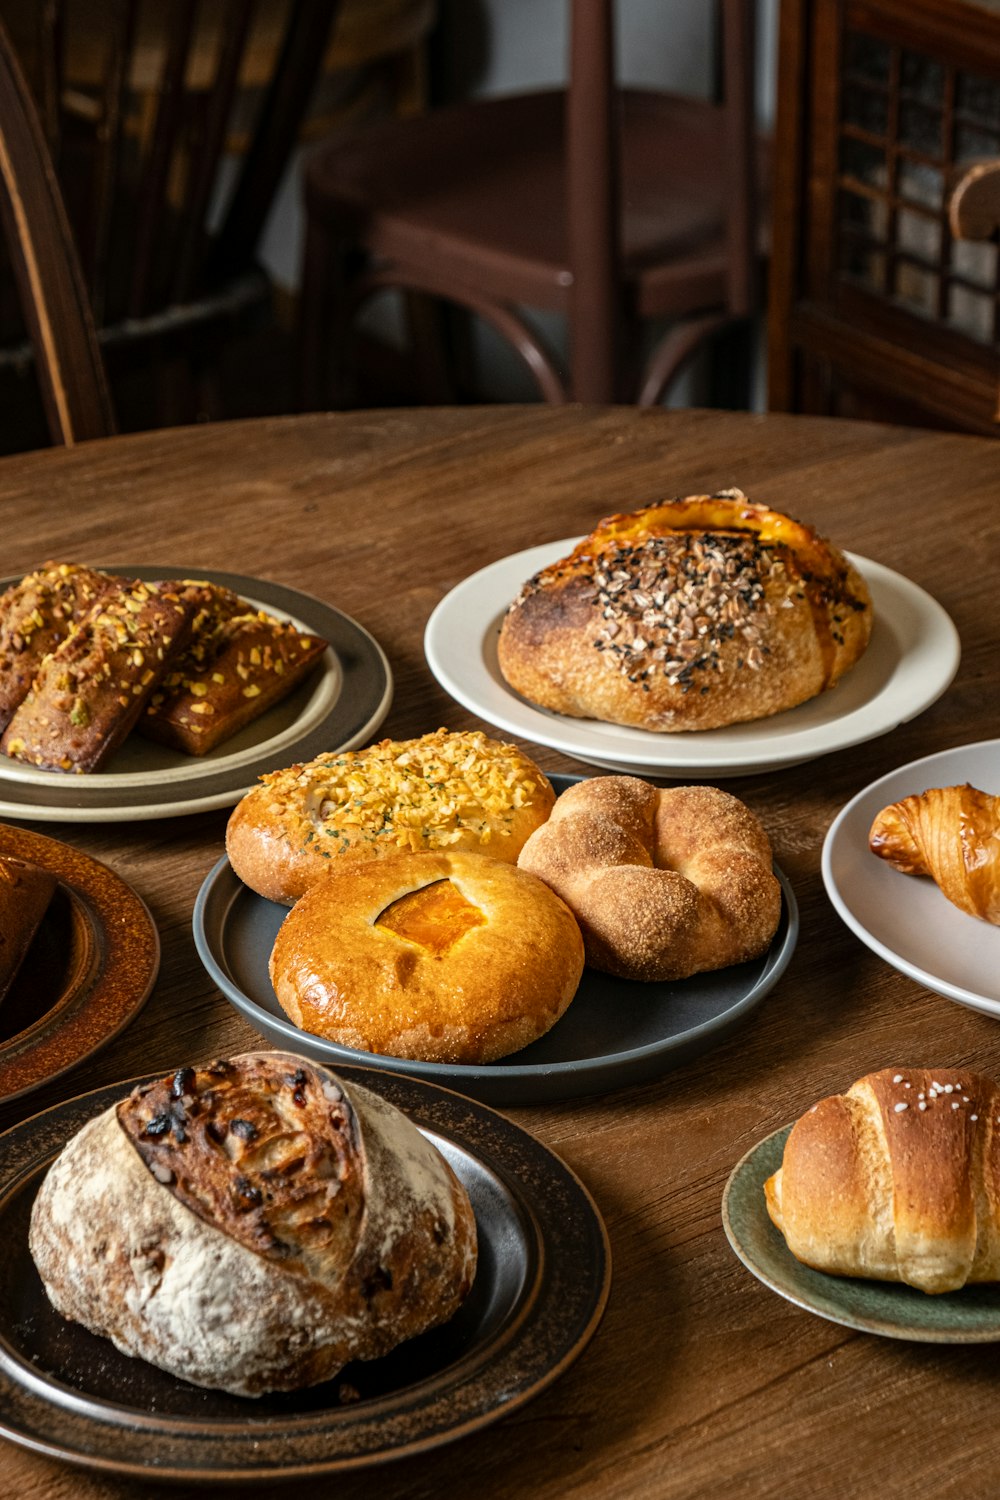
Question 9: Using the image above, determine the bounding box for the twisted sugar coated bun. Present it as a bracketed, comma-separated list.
[226, 728, 556, 905]
[765, 1067, 1000, 1294]
[497, 491, 873, 732]
[517, 775, 781, 982]
[270, 850, 585, 1063]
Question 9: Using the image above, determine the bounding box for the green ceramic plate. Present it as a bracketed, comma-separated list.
[722, 1125, 1000, 1343]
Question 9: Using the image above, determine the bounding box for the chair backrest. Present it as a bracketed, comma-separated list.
[0, 17, 113, 444]
[11, 0, 339, 325]
[565, 0, 758, 399]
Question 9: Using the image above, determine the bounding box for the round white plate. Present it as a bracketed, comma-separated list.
[822, 740, 1000, 1016]
[0, 568, 393, 822]
[424, 541, 960, 778]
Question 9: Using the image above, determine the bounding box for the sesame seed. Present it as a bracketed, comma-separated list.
[892, 1073, 904, 1083]
[918, 1101, 927, 1111]
[894, 1101, 908, 1113]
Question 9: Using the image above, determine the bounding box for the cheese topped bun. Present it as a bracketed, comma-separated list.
[226, 728, 556, 905]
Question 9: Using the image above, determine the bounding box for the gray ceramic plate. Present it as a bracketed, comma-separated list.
[722, 1125, 1000, 1342]
[0, 568, 393, 822]
[0, 1064, 610, 1481]
[0, 823, 159, 1102]
[193, 776, 798, 1105]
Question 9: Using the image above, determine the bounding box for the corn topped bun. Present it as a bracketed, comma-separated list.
[497, 491, 873, 733]
[226, 728, 556, 905]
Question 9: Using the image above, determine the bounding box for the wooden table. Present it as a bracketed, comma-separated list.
[1, 404, 998, 1498]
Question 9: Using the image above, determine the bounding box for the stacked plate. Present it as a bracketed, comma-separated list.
[424, 540, 961, 779]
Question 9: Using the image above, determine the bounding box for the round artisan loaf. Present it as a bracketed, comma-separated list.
[516, 775, 781, 981]
[497, 491, 873, 732]
[764, 1067, 1000, 1293]
[269, 849, 585, 1063]
[28, 1051, 477, 1396]
[226, 727, 556, 905]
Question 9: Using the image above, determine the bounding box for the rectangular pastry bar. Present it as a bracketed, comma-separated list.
[0, 562, 116, 732]
[0, 578, 197, 772]
[140, 583, 328, 755]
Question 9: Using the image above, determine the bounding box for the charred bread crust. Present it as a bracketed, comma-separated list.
[28, 1051, 478, 1396]
[496, 492, 873, 733]
[0, 578, 197, 772]
[764, 1067, 1000, 1293]
[140, 582, 328, 755]
[0, 855, 56, 1003]
[0, 562, 117, 731]
[226, 728, 557, 906]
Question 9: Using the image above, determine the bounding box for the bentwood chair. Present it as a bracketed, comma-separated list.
[0, 0, 340, 446]
[298, 0, 764, 409]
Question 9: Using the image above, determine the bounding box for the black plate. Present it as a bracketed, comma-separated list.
[0, 1065, 610, 1481]
[0, 567, 392, 822]
[194, 776, 798, 1105]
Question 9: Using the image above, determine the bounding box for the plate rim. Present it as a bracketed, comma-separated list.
[0, 1062, 611, 1479]
[424, 540, 960, 775]
[0, 567, 393, 822]
[821, 738, 1000, 1015]
[193, 774, 799, 1100]
[0, 824, 159, 1103]
[722, 1122, 1000, 1342]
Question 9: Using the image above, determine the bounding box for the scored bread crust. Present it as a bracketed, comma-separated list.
[226, 728, 556, 905]
[269, 850, 585, 1063]
[764, 1067, 1000, 1293]
[497, 493, 873, 733]
[517, 775, 781, 981]
[28, 1051, 478, 1396]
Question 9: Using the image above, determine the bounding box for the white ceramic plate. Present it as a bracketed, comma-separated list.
[822, 740, 1000, 1016]
[424, 541, 960, 778]
[0, 568, 393, 822]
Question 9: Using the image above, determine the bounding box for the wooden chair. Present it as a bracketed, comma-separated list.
[298, 0, 763, 408]
[0, 17, 112, 444]
[0, 0, 340, 446]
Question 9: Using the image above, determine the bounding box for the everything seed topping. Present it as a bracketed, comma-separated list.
[584, 531, 795, 690]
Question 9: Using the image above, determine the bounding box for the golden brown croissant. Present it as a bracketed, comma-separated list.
[765, 1068, 1000, 1293]
[868, 783, 1000, 923]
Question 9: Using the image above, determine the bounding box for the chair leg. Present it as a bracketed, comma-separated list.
[298, 216, 353, 411]
[403, 292, 458, 403]
[637, 314, 731, 407]
[708, 316, 758, 410]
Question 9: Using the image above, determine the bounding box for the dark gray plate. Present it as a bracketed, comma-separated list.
[0, 567, 392, 822]
[0, 1065, 610, 1481]
[193, 776, 798, 1105]
[723, 1125, 1000, 1342]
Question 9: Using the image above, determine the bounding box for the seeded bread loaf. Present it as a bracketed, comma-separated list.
[0, 562, 116, 732]
[0, 854, 56, 1003]
[764, 1067, 1000, 1294]
[0, 578, 197, 772]
[497, 492, 873, 733]
[226, 728, 556, 905]
[140, 582, 327, 755]
[28, 1051, 478, 1396]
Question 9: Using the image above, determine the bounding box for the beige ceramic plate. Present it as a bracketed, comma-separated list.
[723, 1125, 1000, 1341]
[0, 824, 159, 1101]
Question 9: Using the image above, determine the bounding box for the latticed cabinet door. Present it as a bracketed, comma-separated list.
[769, 0, 1000, 433]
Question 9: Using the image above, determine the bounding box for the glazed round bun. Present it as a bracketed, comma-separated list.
[269, 850, 585, 1063]
[517, 775, 781, 981]
[226, 728, 556, 905]
[497, 491, 873, 732]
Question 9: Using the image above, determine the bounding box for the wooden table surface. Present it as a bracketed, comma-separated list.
[1, 404, 998, 1498]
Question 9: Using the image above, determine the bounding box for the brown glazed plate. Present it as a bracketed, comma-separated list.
[0, 568, 392, 823]
[0, 824, 159, 1102]
[723, 1125, 1000, 1342]
[0, 1065, 611, 1481]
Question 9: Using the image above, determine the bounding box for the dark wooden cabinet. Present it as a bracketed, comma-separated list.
[768, 0, 1000, 433]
